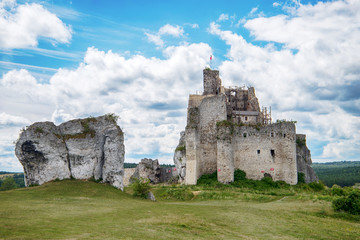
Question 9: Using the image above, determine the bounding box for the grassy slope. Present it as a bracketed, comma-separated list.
[1, 180, 360, 240]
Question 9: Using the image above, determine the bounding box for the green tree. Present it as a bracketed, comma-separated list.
[0, 177, 18, 191]
[131, 178, 151, 199]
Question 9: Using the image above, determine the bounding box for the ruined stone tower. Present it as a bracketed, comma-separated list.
[173, 69, 318, 185]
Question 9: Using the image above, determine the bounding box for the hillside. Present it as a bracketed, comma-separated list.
[0, 180, 360, 239]
[312, 161, 360, 187]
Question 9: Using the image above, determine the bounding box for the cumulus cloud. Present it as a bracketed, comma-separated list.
[0, 112, 30, 126]
[0, 43, 212, 167]
[217, 13, 229, 22]
[183, 23, 199, 29]
[145, 32, 164, 47]
[210, 0, 360, 162]
[145, 24, 185, 47]
[273, 2, 281, 7]
[0, 0, 72, 49]
[158, 24, 184, 37]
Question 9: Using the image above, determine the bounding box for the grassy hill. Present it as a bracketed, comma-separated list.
[1, 179, 360, 239]
[312, 161, 360, 187]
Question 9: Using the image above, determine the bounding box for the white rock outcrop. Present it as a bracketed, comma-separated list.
[173, 131, 186, 183]
[130, 158, 161, 184]
[15, 115, 125, 190]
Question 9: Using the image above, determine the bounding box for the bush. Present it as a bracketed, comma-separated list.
[308, 181, 325, 191]
[261, 177, 280, 188]
[330, 185, 346, 196]
[234, 169, 246, 181]
[131, 178, 151, 199]
[197, 171, 218, 185]
[297, 172, 305, 184]
[332, 190, 360, 215]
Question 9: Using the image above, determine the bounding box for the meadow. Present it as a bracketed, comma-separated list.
[1, 179, 360, 240]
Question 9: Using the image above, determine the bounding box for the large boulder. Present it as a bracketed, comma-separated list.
[130, 158, 161, 184]
[15, 114, 125, 190]
[296, 134, 318, 183]
[173, 131, 186, 183]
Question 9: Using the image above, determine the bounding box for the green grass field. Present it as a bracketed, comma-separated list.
[1, 180, 360, 240]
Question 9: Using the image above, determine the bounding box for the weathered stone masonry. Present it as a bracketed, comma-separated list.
[174, 69, 318, 185]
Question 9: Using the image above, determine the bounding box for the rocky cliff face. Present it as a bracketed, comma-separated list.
[296, 134, 318, 183]
[173, 131, 186, 183]
[130, 158, 161, 184]
[15, 115, 125, 190]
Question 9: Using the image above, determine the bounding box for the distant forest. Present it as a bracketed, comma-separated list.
[124, 163, 175, 168]
[312, 161, 360, 187]
[1, 161, 359, 189]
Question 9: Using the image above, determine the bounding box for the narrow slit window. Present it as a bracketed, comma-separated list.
[243, 133, 247, 138]
[245, 116, 248, 121]
[257, 150, 260, 154]
[283, 133, 286, 138]
[271, 132, 274, 137]
[270, 149, 275, 157]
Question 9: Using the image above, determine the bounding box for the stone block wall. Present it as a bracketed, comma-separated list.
[203, 69, 221, 95]
[217, 126, 234, 183]
[198, 95, 227, 176]
[231, 122, 297, 184]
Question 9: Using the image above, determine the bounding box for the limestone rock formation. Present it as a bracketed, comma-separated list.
[130, 158, 161, 184]
[15, 114, 125, 190]
[173, 131, 186, 182]
[296, 134, 318, 183]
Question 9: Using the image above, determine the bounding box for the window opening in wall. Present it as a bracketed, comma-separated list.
[257, 150, 260, 154]
[243, 133, 247, 138]
[245, 116, 248, 121]
[271, 132, 274, 137]
[283, 133, 286, 138]
[270, 149, 275, 157]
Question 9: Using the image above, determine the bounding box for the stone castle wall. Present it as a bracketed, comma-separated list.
[185, 94, 226, 184]
[176, 69, 317, 185]
[222, 122, 297, 184]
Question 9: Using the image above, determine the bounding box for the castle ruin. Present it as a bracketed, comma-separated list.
[173, 69, 318, 185]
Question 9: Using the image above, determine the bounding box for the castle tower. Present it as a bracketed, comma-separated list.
[203, 69, 221, 95]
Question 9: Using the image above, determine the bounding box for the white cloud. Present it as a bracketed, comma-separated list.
[210, 0, 360, 162]
[217, 13, 229, 22]
[145, 32, 164, 47]
[0, 112, 30, 125]
[158, 24, 184, 37]
[273, 2, 281, 7]
[145, 24, 185, 47]
[0, 43, 212, 168]
[0, 0, 72, 49]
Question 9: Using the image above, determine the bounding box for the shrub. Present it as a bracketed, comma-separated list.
[332, 190, 360, 215]
[35, 127, 44, 134]
[297, 172, 305, 184]
[197, 171, 218, 185]
[308, 181, 325, 191]
[105, 113, 119, 123]
[296, 138, 306, 147]
[234, 169, 246, 181]
[131, 178, 151, 199]
[175, 146, 186, 152]
[331, 185, 346, 196]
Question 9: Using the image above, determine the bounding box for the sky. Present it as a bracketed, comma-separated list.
[1, 0, 360, 172]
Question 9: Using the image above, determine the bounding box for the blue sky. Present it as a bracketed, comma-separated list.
[1, 0, 360, 172]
